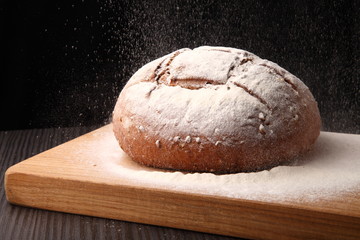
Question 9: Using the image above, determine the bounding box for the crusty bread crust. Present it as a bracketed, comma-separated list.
[113, 46, 321, 173]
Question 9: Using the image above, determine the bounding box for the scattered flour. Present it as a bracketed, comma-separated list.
[90, 129, 360, 202]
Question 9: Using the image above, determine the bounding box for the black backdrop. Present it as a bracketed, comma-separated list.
[1, 0, 359, 133]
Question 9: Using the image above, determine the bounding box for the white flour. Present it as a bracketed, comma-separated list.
[116, 46, 319, 147]
[92, 129, 360, 202]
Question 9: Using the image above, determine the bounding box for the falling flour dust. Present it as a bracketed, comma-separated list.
[88, 129, 360, 202]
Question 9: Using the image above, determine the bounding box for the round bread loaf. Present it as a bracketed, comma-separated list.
[112, 46, 321, 173]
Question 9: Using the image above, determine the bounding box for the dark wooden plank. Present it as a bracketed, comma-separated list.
[0, 127, 241, 240]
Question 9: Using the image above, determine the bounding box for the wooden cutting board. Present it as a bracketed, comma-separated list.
[5, 124, 360, 240]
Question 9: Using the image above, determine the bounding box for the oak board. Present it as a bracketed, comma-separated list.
[4, 124, 360, 239]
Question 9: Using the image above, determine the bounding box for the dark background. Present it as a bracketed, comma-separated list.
[1, 0, 359, 133]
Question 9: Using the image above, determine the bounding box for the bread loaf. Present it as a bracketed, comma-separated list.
[112, 46, 321, 173]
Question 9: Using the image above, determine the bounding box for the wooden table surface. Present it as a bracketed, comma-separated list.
[0, 126, 242, 240]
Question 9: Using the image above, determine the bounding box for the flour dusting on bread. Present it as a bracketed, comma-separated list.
[113, 46, 321, 173]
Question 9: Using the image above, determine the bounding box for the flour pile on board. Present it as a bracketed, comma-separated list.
[93, 130, 360, 202]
